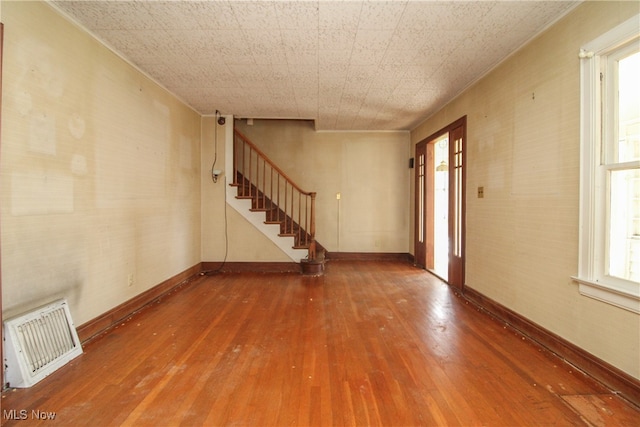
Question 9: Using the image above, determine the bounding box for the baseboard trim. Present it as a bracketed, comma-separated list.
[463, 286, 640, 409]
[201, 261, 301, 273]
[77, 263, 202, 344]
[326, 252, 411, 262]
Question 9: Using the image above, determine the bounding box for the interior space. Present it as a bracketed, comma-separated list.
[1, 1, 639, 425]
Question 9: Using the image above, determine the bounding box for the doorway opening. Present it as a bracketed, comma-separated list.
[414, 116, 466, 290]
[433, 134, 449, 281]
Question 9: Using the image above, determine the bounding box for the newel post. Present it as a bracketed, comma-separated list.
[308, 192, 317, 261]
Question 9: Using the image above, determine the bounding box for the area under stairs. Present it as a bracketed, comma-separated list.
[224, 187, 308, 262]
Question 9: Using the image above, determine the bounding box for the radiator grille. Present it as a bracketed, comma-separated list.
[4, 299, 83, 388]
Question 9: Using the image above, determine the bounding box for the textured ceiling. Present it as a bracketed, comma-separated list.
[51, 0, 580, 131]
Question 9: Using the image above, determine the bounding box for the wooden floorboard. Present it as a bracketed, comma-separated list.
[2, 261, 639, 426]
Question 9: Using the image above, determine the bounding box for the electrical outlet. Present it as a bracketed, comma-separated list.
[336, 192, 341, 200]
[477, 186, 484, 198]
[128, 273, 134, 287]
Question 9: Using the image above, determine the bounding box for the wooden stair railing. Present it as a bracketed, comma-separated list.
[232, 129, 317, 262]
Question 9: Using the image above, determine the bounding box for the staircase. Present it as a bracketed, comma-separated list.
[231, 129, 325, 275]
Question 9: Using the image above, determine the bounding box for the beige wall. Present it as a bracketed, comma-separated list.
[411, 1, 639, 379]
[235, 119, 411, 253]
[1, 1, 202, 325]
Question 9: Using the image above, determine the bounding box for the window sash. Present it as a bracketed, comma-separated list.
[605, 166, 640, 281]
[575, 14, 640, 314]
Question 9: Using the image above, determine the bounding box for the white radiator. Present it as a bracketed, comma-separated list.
[3, 299, 83, 388]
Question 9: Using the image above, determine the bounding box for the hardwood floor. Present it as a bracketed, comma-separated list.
[2, 261, 639, 426]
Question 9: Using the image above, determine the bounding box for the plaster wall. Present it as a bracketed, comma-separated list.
[1, 1, 202, 325]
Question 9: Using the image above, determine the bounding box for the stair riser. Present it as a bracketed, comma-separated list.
[235, 181, 313, 248]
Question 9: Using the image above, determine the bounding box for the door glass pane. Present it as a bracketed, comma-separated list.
[608, 168, 640, 282]
[618, 51, 640, 163]
[418, 154, 425, 243]
[453, 135, 463, 258]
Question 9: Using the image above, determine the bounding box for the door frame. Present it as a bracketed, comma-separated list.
[414, 116, 467, 290]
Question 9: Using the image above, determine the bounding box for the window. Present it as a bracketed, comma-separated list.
[575, 15, 640, 313]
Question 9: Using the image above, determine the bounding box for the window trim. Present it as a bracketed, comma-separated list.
[573, 14, 640, 314]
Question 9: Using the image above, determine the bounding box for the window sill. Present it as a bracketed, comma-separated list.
[571, 276, 640, 314]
